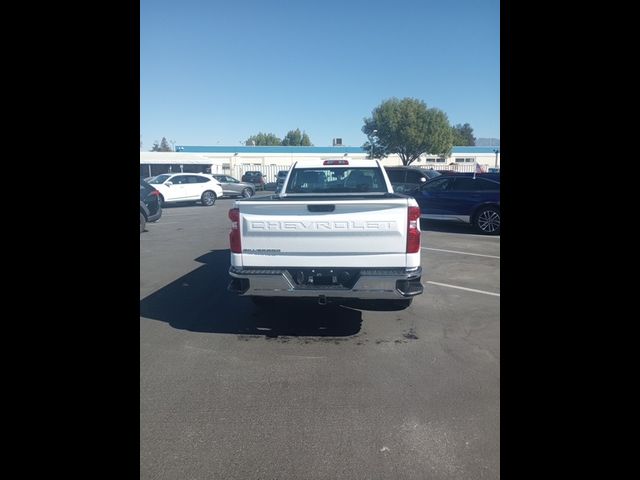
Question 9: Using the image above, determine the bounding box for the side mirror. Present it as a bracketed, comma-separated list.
[165, 181, 173, 186]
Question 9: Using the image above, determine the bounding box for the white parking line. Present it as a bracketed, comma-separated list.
[423, 247, 500, 259]
[427, 281, 500, 297]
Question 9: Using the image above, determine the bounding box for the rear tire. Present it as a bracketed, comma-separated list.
[201, 190, 217, 206]
[140, 212, 146, 233]
[474, 206, 500, 234]
[242, 188, 253, 198]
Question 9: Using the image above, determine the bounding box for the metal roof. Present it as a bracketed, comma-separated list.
[451, 146, 499, 154]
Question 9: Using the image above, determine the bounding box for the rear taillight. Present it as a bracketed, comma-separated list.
[149, 190, 160, 197]
[407, 206, 421, 253]
[229, 208, 241, 253]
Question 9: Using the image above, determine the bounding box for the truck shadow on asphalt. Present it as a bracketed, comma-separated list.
[140, 249, 385, 337]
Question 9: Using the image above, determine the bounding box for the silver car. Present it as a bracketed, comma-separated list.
[209, 174, 255, 198]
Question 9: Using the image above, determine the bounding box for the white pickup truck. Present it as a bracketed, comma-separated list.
[227, 159, 423, 307]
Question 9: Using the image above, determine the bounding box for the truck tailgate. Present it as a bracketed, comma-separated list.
[237, 198, 410, 268]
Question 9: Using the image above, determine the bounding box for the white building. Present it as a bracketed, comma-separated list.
[140, 146, 500, 180]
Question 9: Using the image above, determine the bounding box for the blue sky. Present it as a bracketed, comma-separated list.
[140, 0, 499, 149]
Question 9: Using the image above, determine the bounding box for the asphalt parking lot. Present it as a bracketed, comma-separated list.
[140, 194, 500, 480]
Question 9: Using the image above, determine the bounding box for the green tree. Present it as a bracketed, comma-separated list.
[245, 132, 282, 146]
[159, 137, 172, 151]
[150, 137, 172, 152]
[451, 123, 476, 146]
[281, 128, 313, 146]
[362, 97, 453, 166]
[281, 129, 301, 146]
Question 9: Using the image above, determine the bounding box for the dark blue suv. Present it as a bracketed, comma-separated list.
[414, 174, 500, 234]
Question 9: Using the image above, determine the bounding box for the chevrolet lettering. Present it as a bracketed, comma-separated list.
[248, 220, 398, 232]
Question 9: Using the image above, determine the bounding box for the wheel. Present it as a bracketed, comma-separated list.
[201, 190, 217, 206]
[140, 212, 146, 233]
[474, 206, 500, 234]
[241, 188, 253, 198]
[158, 194, 165, 207]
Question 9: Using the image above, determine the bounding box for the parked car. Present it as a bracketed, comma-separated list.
[275, 170, 289, 192]
[147, 173, 224, 206]
[209, 174, 255, 198]
[384, 166, 441, 194]
[140, 179, 162, 233]
[241, 171, 265, 191]
[414, 174, 500, 234]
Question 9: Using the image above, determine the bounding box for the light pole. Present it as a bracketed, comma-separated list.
[368, 129, 378, 159]
[170, 140, 176, 152]
[493, 149, 499, 168]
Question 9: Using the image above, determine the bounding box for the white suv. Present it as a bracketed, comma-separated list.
[147, 173, 224, 206]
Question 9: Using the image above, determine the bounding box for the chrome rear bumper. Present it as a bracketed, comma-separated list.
[228, 266, 423, 299]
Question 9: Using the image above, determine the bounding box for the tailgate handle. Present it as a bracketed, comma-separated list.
[308, 204, 335, 212]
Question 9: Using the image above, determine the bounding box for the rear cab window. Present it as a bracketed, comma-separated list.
[286, 167, 388, 194]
